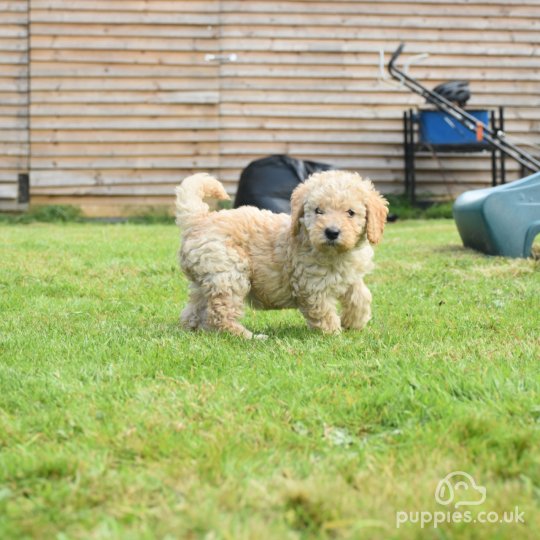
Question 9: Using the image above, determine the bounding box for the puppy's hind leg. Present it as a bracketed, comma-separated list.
[182, 239, 265, 339]
[205, 275, 266, 339]
[180, 283, 207, 330]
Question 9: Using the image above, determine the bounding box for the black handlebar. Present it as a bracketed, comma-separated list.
[388, 43, 405, 70]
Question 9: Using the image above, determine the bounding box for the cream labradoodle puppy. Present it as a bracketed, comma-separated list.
[175, 170, 388, 339]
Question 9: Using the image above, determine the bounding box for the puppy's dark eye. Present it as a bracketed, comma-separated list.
[347, 209, 356, 217]
[315, 207, 324, 215]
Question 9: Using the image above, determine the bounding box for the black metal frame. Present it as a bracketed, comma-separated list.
[389, 43, 540, 177]
[18, 173, 30, 204]
[403, 107, 507, 203]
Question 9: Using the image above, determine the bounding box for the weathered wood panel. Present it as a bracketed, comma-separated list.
[217, 0, 540, 199]
[0, 0, 28, 210]
[16, 0, 540, 213]
[29, 0, 220, 212]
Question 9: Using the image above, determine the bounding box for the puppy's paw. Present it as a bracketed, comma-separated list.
[341, 311, 371, 331]
[322, 326, 342, 335]
[308, 321, 342, 335]
[252, 333, 269, 340]
[317, 315, 342, 335]
[180, 314, 199, 330]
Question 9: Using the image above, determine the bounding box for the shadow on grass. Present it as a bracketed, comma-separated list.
[162, 318, 323, 344]
[261, 326, 315, 341]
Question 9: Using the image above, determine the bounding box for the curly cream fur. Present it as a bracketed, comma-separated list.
[176, 170, 388, 339]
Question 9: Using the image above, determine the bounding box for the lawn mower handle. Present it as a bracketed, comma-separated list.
[386, 42, 540, 173]
[389, 43, 405, 71]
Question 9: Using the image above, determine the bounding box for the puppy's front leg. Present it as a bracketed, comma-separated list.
[298, 296, 341, 334]
[340, 281, 372, 330]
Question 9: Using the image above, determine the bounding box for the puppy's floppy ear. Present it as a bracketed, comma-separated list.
[365, 187, 388, 244]
[290, 181, 310, 235]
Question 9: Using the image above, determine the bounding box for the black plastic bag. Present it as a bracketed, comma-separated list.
[234, 155, 334, 213]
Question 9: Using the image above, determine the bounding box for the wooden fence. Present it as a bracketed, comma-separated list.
[1, 1, 539, 214]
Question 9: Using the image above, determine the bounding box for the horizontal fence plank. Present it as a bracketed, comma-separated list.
[31, 36, 218, 52]
[0, 170, 22, 182]
[31, 77, 218, 91]
[30, 118, 219, 130]
[31, 1, 219, 10]
[30, 169, 219, 187]
[0, 183, 19, 199]
[221, 26, 540, 43]
[28, 1, 540, 16]
[31, 91, 219, 104]
[0, 155, 26, 169]
[31, 130, 220, 143]
[218, 13, 540, 31]
[31, 142, 219, 157]
[30, 157, 221, 170]
[220, 1, 540, 17]
[0, 142, 28, 155]
[31, 63, 216, 78]
[31, 23, 218, 39]
[30, 11, 220, 25]
[29, 33, 540, 55]
[28, 24, 539, 43]
[28, 86, 540, 105]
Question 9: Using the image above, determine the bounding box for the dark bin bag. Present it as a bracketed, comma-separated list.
[234, 155, 334, 213]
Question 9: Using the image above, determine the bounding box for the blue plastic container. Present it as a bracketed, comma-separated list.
[418, 110, 489, 145]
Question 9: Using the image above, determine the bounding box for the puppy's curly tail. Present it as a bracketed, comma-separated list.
[175, 173, 230, 228]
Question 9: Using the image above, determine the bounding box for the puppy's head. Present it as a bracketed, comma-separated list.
[290, 170, 388, 252]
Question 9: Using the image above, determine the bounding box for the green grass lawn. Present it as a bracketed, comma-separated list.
[0, 220, 538, 539]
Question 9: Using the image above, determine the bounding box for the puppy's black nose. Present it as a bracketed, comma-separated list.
[325, 227, 340, 241]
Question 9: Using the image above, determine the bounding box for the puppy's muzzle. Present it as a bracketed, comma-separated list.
[324, 227, 340, 241]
